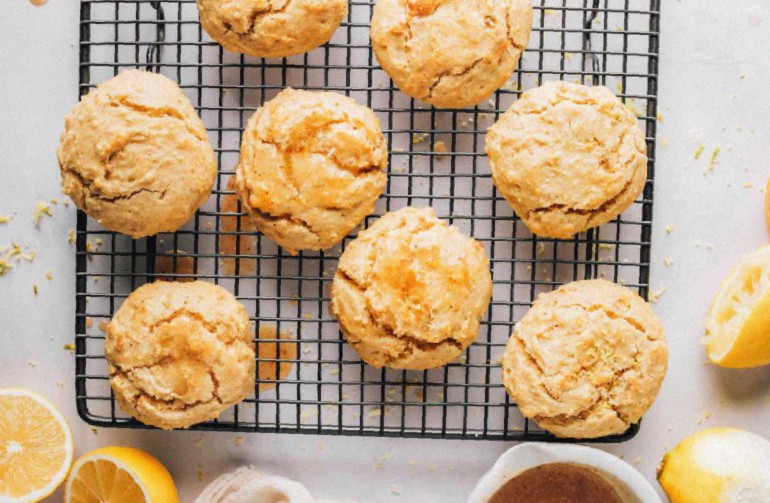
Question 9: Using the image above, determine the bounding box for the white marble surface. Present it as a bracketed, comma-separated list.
[1, 1, 769, 501]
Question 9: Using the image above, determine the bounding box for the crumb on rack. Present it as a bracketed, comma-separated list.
[434, 140, 447, 154]
[33, 202, 53, 227]
[412, 132, 428, 144]
[85, 317, 93, 328]
[98, 319, 109, 332]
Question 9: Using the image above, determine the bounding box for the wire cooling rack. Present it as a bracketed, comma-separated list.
[75, 0, 660, 441]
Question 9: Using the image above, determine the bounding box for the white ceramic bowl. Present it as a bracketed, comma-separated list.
[467, 443, 662, 503]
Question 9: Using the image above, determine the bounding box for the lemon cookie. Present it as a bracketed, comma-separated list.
[105, 281, 255, 430]
[197, 0, 348, 58]
[501, 279, 667, 439]
[486, 81, 648, 239]
[370, 0, 533, 108]
[331, 207, 492, 369]
[58, 70, 216, 239]
[235, 89, 388, 254]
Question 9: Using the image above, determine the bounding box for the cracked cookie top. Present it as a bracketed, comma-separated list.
[486, 81, 648, 239]
[57, 70, 216, 239]
[331, 207, 493, 369]
[235, 88, 388, 254]
[105, 281, 256, 430]
[501, 279, 667, 439]
[197, 0, 348, 58]
[370, 0, 533, 108]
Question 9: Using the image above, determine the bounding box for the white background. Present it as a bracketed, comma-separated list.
[1, 1, 769, 501]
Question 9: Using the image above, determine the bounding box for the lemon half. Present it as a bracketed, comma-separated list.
[658, 428, 770, 503]
[65, 447, 179, 503]
[0, 388, 73, 503]
[705, 244, 770, 368]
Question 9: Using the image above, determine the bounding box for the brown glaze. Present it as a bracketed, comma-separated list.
[256, 325, 297, 393]
[219, 177, 258, 276]
[155, 250, 195, 282]
[488, 463, 623, 503]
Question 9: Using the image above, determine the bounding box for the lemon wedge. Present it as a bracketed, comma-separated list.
[65, 447, 179, 503]
[704, 244, 770, 367]
[658, 428, 770, 503]
[0, 388, 73, 503]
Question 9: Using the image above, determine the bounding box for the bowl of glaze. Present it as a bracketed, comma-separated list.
[468, 443, 662, 503]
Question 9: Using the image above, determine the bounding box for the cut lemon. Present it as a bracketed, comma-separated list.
[0, 388, 73, 503]
[704, 244, 770, 367]
[658, 428, 770, 502]
[65, 447, 179, 503]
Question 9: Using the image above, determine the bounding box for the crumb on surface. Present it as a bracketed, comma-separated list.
[46, 271, 53, 280]
[33, 202, 53, 227]
[391, 485, 402, 496]
[63, 343, 75, 353]
[0, 215, 9, 224]
[68, 229, 76, 244]
[649, 288, 668, 304]
[705, 147, 721, 172]
[664, 224, 673, 234]
[694, 143, 706, 160]
[664, 257, 673, 267]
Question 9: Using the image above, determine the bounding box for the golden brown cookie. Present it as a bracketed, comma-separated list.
[57, 70, 216, 239]
[501, 279, 667, 439]
[486, 81, 648, 239]
[370, 0, 533, 108]
[235, 89, 388, 254]
[105, 281, 255, 430]
[330, 207, 492, 369]
[197, 0, 348, 58]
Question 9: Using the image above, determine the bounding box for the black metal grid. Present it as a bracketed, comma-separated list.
[75, 0, 660, 441]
